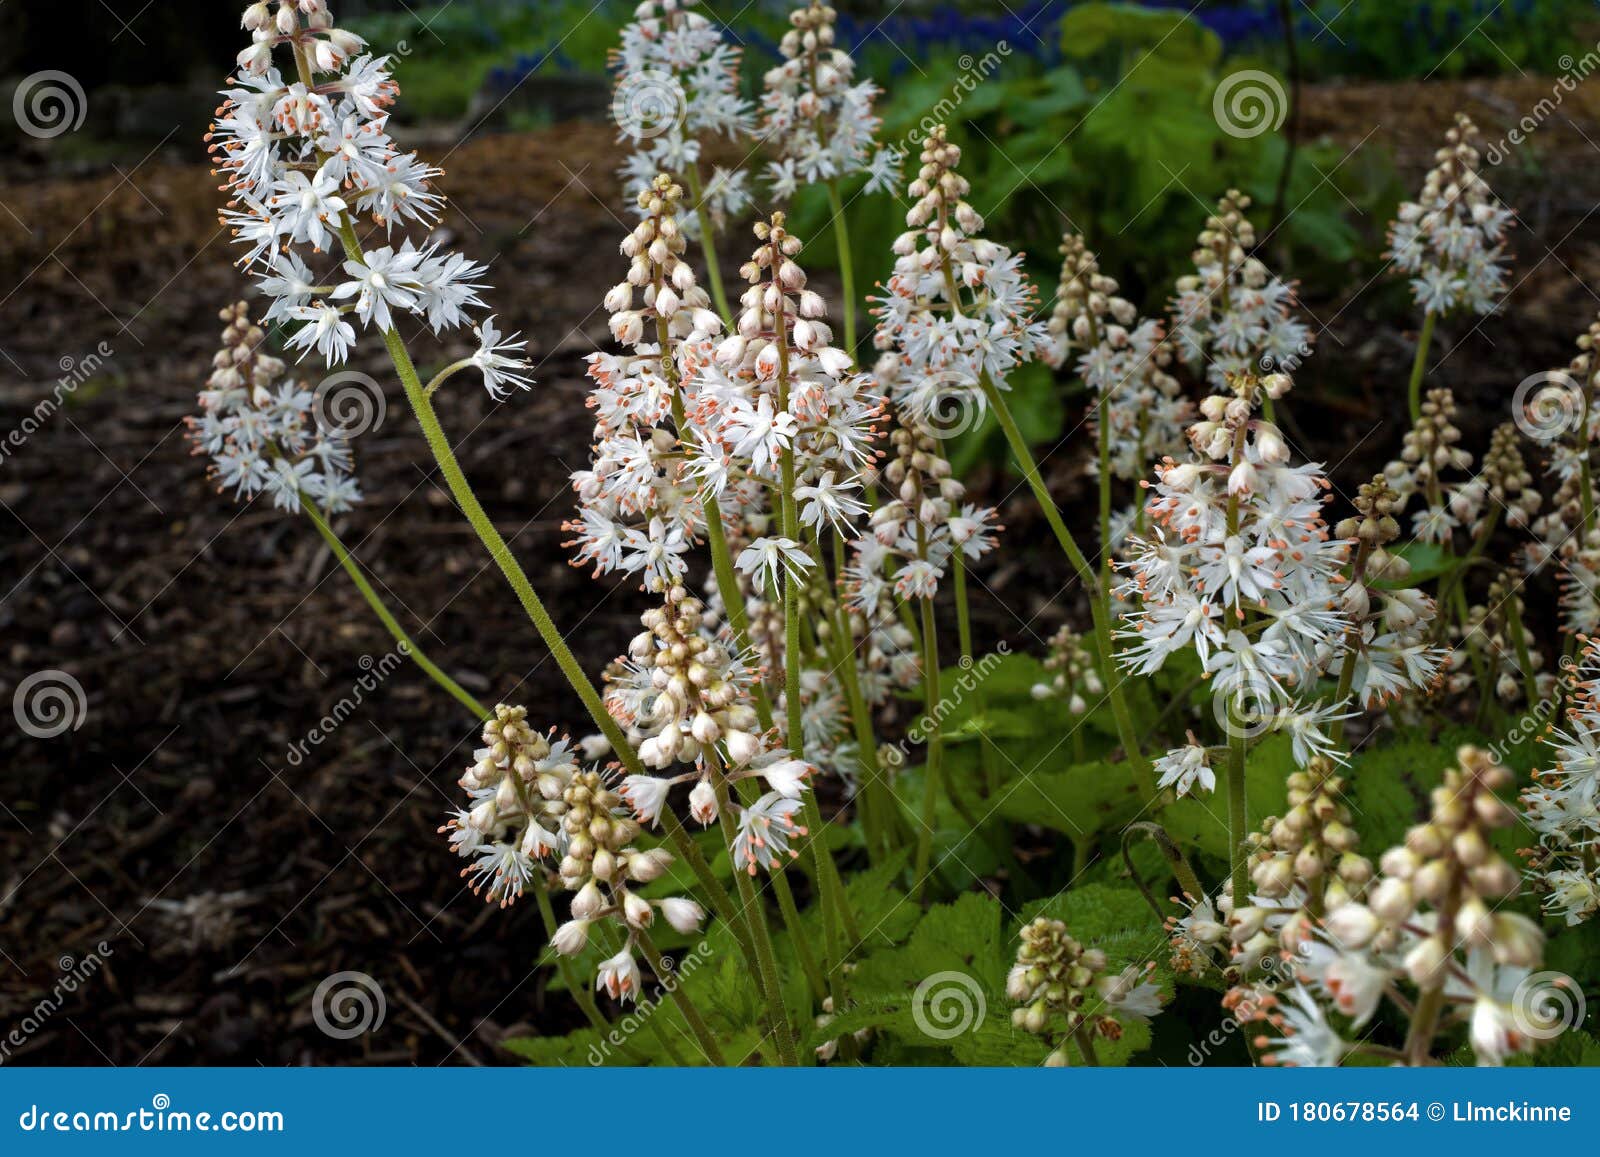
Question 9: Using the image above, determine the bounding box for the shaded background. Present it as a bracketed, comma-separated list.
[3, 0, 1600, 1064]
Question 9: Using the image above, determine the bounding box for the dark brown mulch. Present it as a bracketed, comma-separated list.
[1, 78, 1597, 1064]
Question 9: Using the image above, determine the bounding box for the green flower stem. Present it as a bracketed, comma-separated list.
[330, 219, 753, 958]
[1224, 464, 1249, 911]
[771, 860, 829, 1003]
[663, 342, 775, 732]
[1505, 595, 1543, 708]
[1407, 311, 1438, 425]
[536, 887, 643, 1060]
[1073, 1024, 1102, 1066]
[634, 928, 728, 1066]
[912, 594, 944, 905]
[1226, 724, 1249, 910]
[824, 180, 858, 359]
[301, 502, 629, 1053]
[710, 758, 800, 1066]
[831, 537, 892, 860]
[702, 492, 776, 730]
[297, 493, 487, 720]
[951, 548, 974, 664]
[979, 375, 1155, 801]
[773, 271, 854, 1003]
[684, 164, 734, 330]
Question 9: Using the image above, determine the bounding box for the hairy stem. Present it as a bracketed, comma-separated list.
[297, 493, 487, 719]
[981, 376, 1155, 800]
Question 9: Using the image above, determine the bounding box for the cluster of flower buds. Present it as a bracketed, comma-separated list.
[700, 214, 880, 583]
[610, 586, 765, 781]
[188, 302, 361, 514]
[1386, 388, 1479, 543]
[609, 585, 818, 875]
[611, 0, 752, 238]
[217, 2, 524, 388]
[1169, 191, 1314, 389]
[1166, 891, 1231, 977]
[1233, 757, 1373, 966]
[863, 422, 998, 601]
[1298, 747, 1558, 1065]
[1388, 114, 1513, 317]
[1008, 917, 1162, 1064]
[871, 125, 1048, 424]
[761, 1, 900, 197]
[215, 1, 530, 394]
[1523, 637, 1600, 926]
[440, 706, 575, 908]
[1327, 747, 1533, 975]
[838, 537, 924, 706]
[567, 176, 744, 592]
[1045, 233, 1187, 543]
[1480, 422, 1541, 530]
[1332, 475, 1445, 709]
[1029, 624, 1102, 713]
[1456, 572, 1552, 705]
[550, 767, 706, 1003]
[1520, 313, 1600, 634]
[1117, 372, 1358, 771]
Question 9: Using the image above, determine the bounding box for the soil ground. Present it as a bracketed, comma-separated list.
[2, 76, 1598, 1063]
